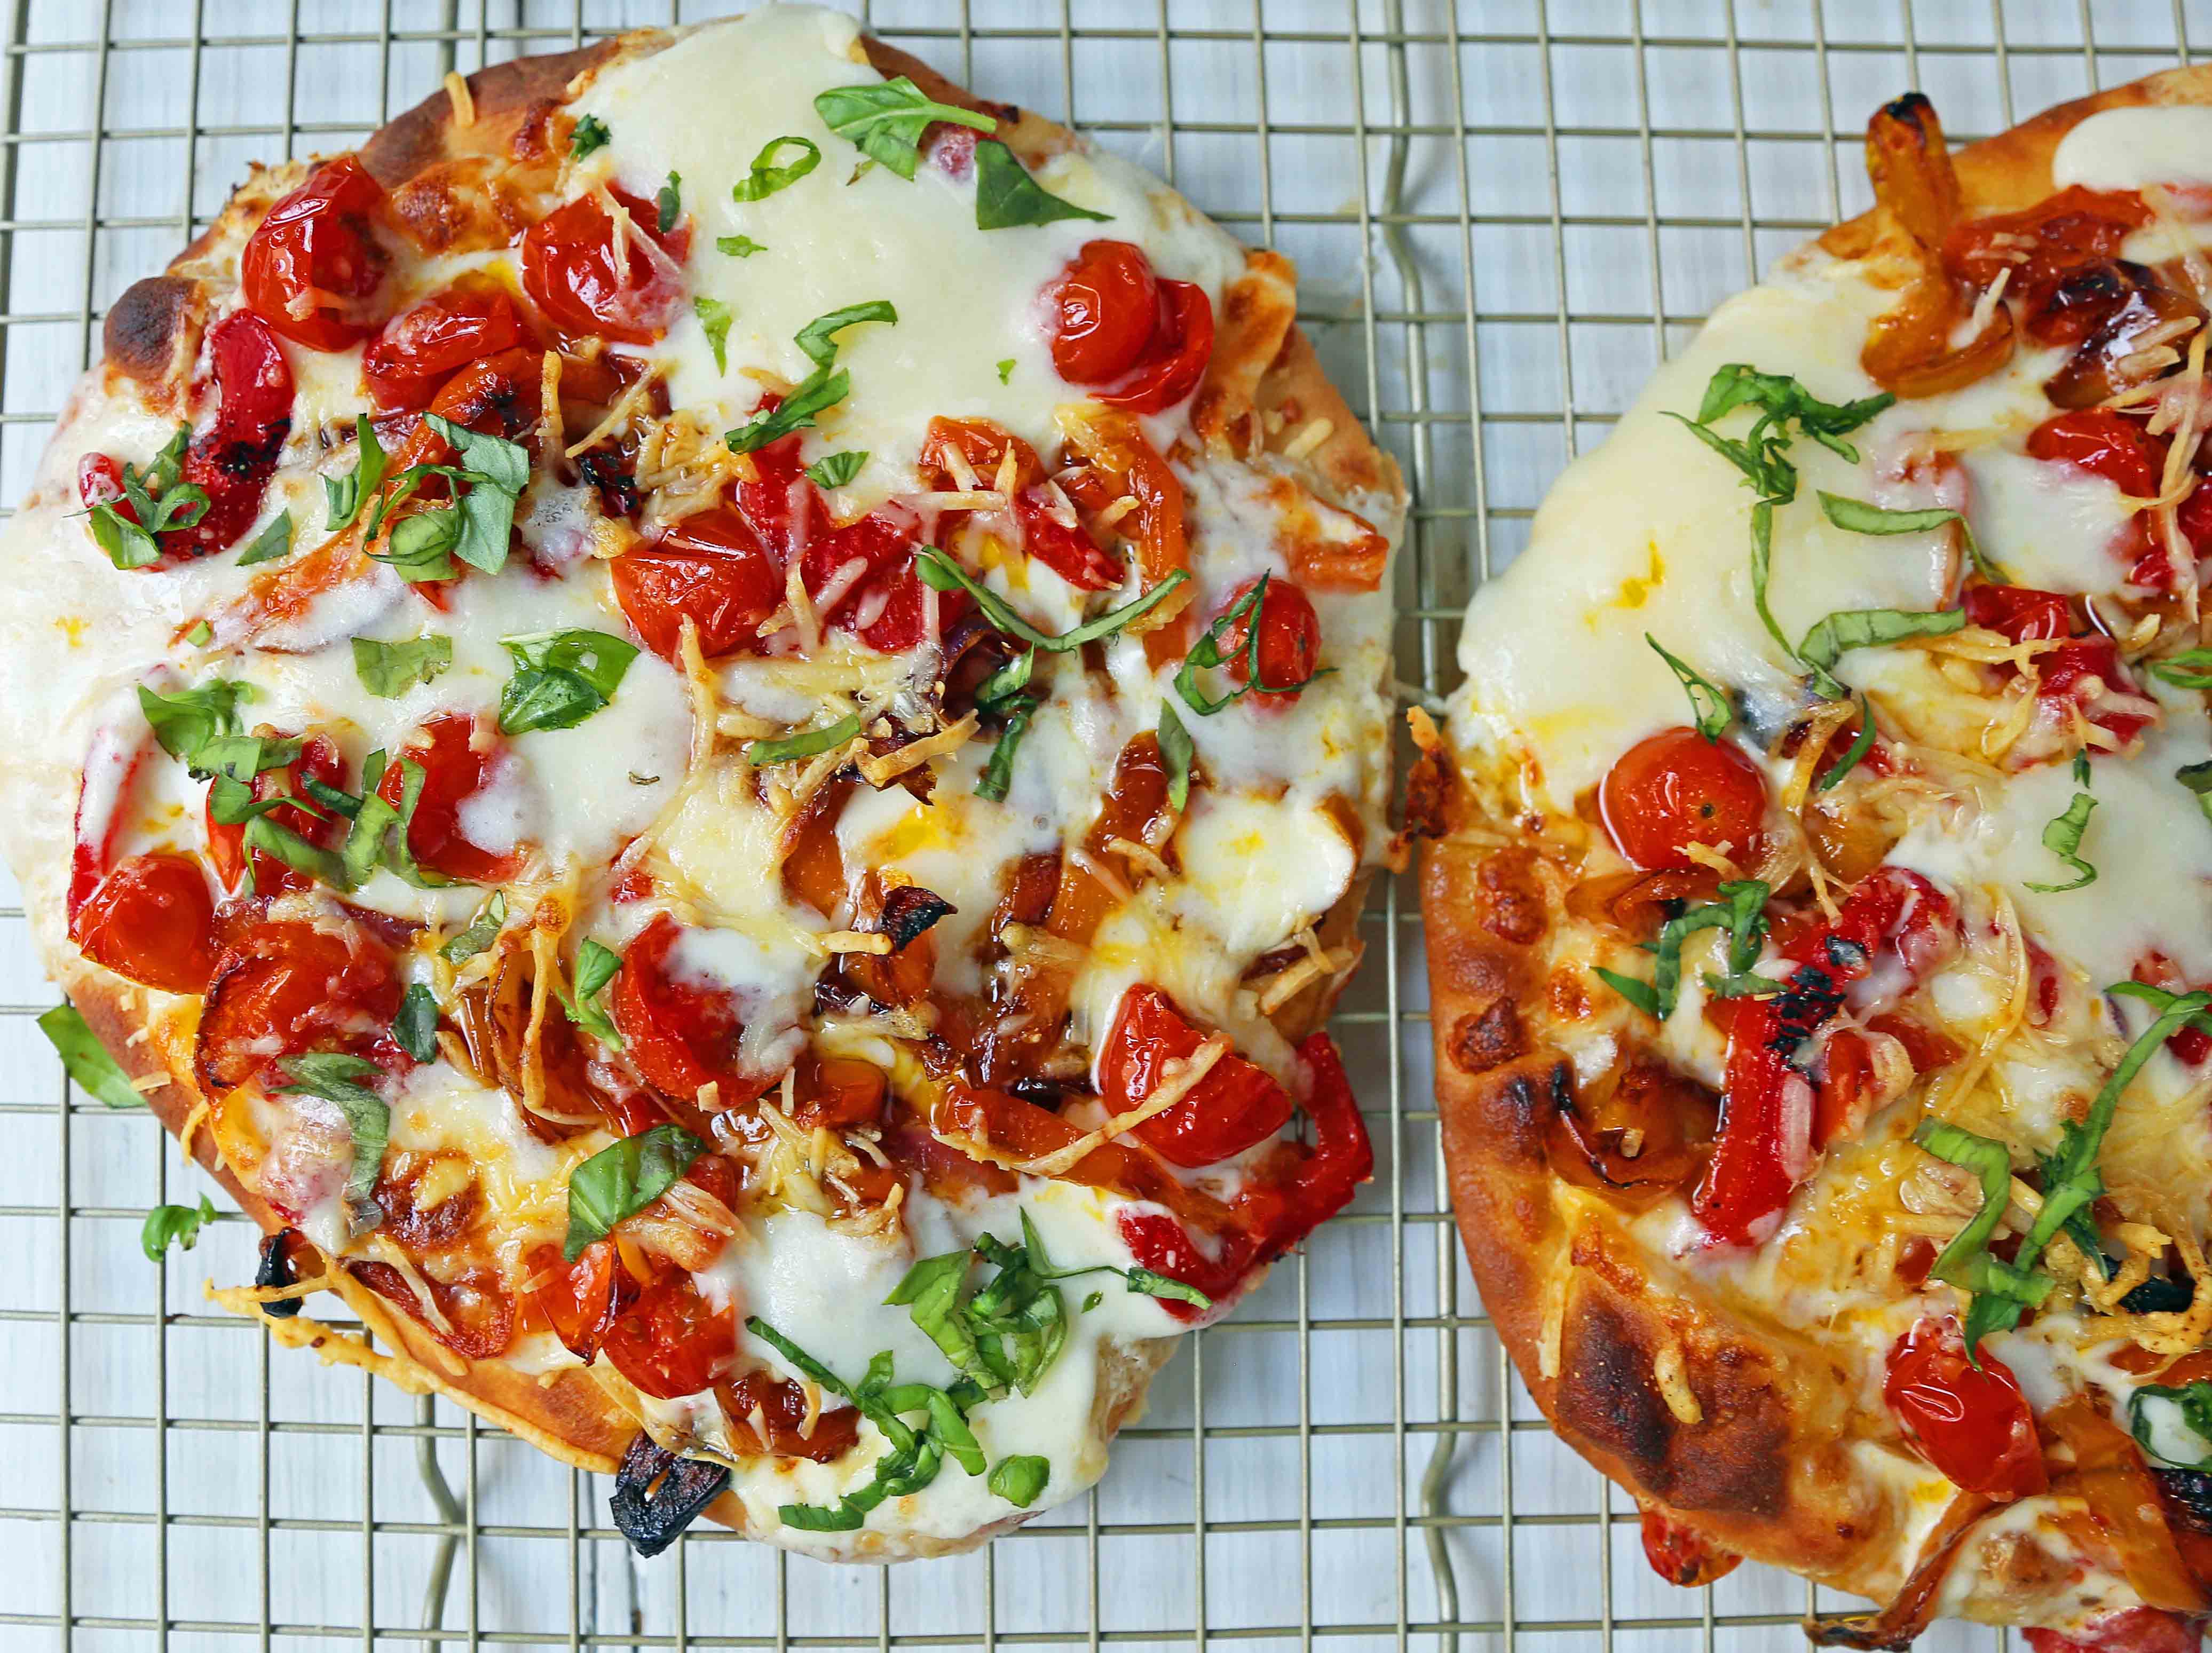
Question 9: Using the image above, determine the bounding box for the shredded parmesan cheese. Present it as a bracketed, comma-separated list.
[444, 70, 476, 126]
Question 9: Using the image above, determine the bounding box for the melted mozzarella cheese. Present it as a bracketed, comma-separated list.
[2053, 105, 2212, 191]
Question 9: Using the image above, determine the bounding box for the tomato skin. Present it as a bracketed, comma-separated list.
[70, 852, 217, 993]
[528, 1239, 639, 1363]
[1218, 577, 1322, 704]
[194, 918, 404, 1094]
[1599, 727, 1768, 873]
[1883, 1317, 2047, 1500]
[206, 732, 345, 895]
[1014, 488, 1121, 590]
[2028, 408, 2169, 497]
[613, 508, 781, 661]
[1097, 280, 1214, 415]
[375, 714, 527, 884]
[1100, 986, 1295, 1168]
[717, 1370, 862, 1462]
[350, 1259, 515, 1359]
[599, 1269, 736, 1400]
[1962, 582, 2154, 754]
[610, 912, 761, 1105]
[789, 1054, 888, 1132]
[520, 186, 684, 344]
[1050, 241, 1161, 384]
[801, 505, 965, 654]
[240, 154, 389, 351]
[362, 278, 525, 412]
[2023, 1609, 2204, 1653]
[1963, 582, 2074, 643]
[1638, 1508, 1741, 1587]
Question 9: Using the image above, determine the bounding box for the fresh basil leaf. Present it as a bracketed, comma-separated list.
[731, 135, 820, 202]
[746, 712, 861, 768]
[496, 629, 638, 735]
[37, 1003, 146, 1108]
[2024, 790, 2098, 894]
[745, 1315, 857, 1401]
[138, 679, 244, 765]
[974, 700, 1034, 804]
[2130, 1381, 2212, 1469]
[440, 891, 507, 965]
[1159, 698, 1192, 811]
[555, 938, 623, 1049]
[140, 1193, 218, 1263]
[973, 139, 1111, 230]
[373, 509, 461, 581]
[273, 1053, 389, 1232]
[1796, 606, 1964, 675]
[975, 650, 1034, 709]
[656, 169, 682, 233]
[794, 300, 897, 368]
[89, 502, 160, 569]
[885, 1249, 997, 1386]
[717, 234, 765, 257]
[812, 76, 993, 180]
[352, 633, 453, 699]
[1593, 966, 1661, 1019]
[235, 508, 295, 566]
[245, 813, 352, 890]
[1649, 879, 1771, 1020]
[1679, 364, 1893, 495]
[1817, 489, 2003, 582]
[1816, 697, 1878, 792]
[2181, 759, 2212, 828]
[2153, 647, 2212, 691]
[1646, 635, 1730, 740]
[917, 547, 1188, 655]
[725, 363, 849, 454]
[804, 449, 867, 489]
[183, 619, 213, 646]
[694, 297, 733, 375]
[1914, 1121, 2017, 1295]
[563, 1124, 706, 1261]
[570, 114, 610, 157]
[422, 415, 528, 574]
[324, 415, 386, 531]
[986, 1454, 1049, 1508]
[392, 983, 439, 1063]
[996, 358, 1015, 385]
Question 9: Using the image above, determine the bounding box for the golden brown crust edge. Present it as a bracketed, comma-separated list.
[1424, 62, 2212, 1618]
[47, 19, 1403, 1556]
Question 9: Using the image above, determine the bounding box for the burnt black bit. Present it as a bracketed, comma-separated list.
[609, 1432, 731, 1559]
[255, 1229, 303, 1319]
[2120, 1271, 2198, 1315]
[878, 885, 956, 951]
[1822, 936, 1869, 975]
[1766, 966, 1845, 1056]
[578, 450, 641, 519]
[2158, 1467, 2212, 1534]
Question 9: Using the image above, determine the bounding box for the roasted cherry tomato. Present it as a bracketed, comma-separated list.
[730, 429, 820, 561]
[1944, 185, 2154, 338]
[789, 1053, 889, 1132]
[70, 852, 216, 994]
[375, 714, 528, 884]
[613, 508, 781, 661]
[1963, 582, 2075, 643]
[205, 732, 345, 895]
[528, 1238, 639, 1363]
[611, 912, 760, 1104]
[717, 1369, 863, 1462]
[2027, 408, 2169, 498]
[1097, 279, 1214, 415]
[350, 1258, 514, 1358]
[362, 277, 526, 412]
[1100, 986, 1295, 1168]
[1962, 582, 2154, 754]
[1014, 488, 1121, 590]
[1217, 576, 1322, 703]
[1638, 1507, 1742, 1587]
[195, 919, 403, 1094]
[600, 1269, 736, 1401]
[1117, 1209, 1253, 1323]
[1599, 726, 1768, 873]
[1884, 1318, 2046, 1500]
[1050, 241, 1162, 384]
[520, 186, 685, 345]
[801, 505, 959, 654]
[240, 154, 389, 351]
[2024, 1609, 2205, 1653]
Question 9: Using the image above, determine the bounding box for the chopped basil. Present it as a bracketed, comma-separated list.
[439, 891, 507, 964]
[694, 297, 733, 374]
[1609, 879, 1773, 1022]
[988, 1454, 1049, 1508]
[1817, 489, 2004, 582]
[88, 427, 209, 568]
[730, 135, 820, 202]
[812, 76, 994, 180]
[795, 300, 897, 368]
[570, 114, 610, 158]
[423, 414, 528, 574]
[1666, 365, 1893, 503]
[183, 619, 212, 646]
[973, 139, 1111, 230]
[2129, 1380, 2212, 1469]
[1159, 698, 1193, 811]
[725, 364, 849, 454]
[273, 1053, 389, 1233]
[1171, 572, 1331, 715]
[496, 628, 638, 735]
[746, 712, 862, 768]
[1816, 697, 1878, 792]
[1911, 1120, 2035, 1367]
[804, 449, 867, 489]
[243, 813, 349, 890]
[556, 939, 623, 1049]
[887, 1250, 998, 1387]
[1646, 635, 1730, 740]
[371, 508, 460, 581]
[974, 700, 1034, 804]
[392, 983, 439, 1063]
[1796, 606, 1964, 678]
[324, 415, 388, 531]
[717, 234, 765, 257]
[1748, 500, 1794, 667]
[2024, 790, 2098, 894]
[140, 1193, 217, 1263]
[2152, 647, 2212, 690]
[351, 633, 452, 698]
[975, 650, 1034, 709]
[2076, 752, 2095, 788]
[235, 508, 294, 566]
[917, 547, 1189, 655]
[1593, 967, 1662, 1019]
[37, 1003, 146, 1109]
[2181, 759, 2212, 828]
[563, 1124, 705, 1261]
[1081, 1290, 1104, 1312]
[996, 358, 1015, 385]
[195, 732, 297, 785]
[656, 169, 682, 233]
[138, 679, 245, 766]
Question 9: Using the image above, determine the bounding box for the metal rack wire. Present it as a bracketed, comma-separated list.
[0, 1, 2195, 1647]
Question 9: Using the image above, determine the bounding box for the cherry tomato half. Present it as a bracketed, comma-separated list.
[70, 852, 216, 994]
[375, 713, 528, 884]
[1100, 986, 1295, 1168]
[1962, 582, 2075, 644]
[801, 506, 953, 654]
[613, 508, 781, 661]
[240, 154, 389, 351]
[520, 186, 685, 345]
[1882, 1317, 2047, 1501]
[206, 733, 345, 896]
[610, 912, 757, 1104]
[717, 1369, 861, 1462]
[1096, 279, 1214, 415]
[528, 1238, 639, 1363]
[1638, 1507, 1741, 1588]
[2027, 408, 2169, 499]
[1599, 726, 1768, 873]
[599, 1269, 736, 1400]
[2023, 1609, 2206, 1653]
[1218, 576, 1323, 703]
[1050, 241, 1162, 384]
[363, 277, 526, 412]
[194, 919, 403, 1094]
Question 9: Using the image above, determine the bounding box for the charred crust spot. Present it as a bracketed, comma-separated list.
[879, 885, 955, 951]
[609, 1432, 731, 1559]
[1448, 996, 1524, 1075]
[1478, 848, 1547, 946]
[1554, 1294, 1673, 1476]
[1881, 91, 1938, 138]
[359, 44, 613, 191]
[1401, 738, 1456, 841]
[1474, 1056, 1571, 1166]
[103, 275, 200, 387]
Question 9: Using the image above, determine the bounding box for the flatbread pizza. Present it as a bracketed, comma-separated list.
[1424, 67, 2212, 1649]
[0, 4, 1400, 1560]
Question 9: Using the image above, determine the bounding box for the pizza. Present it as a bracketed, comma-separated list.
[1421, 68, 2212, 1649]
[0, 5, 1401, 1560]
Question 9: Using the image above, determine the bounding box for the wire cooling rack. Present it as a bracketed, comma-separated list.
[0, 0, 2202, 1647]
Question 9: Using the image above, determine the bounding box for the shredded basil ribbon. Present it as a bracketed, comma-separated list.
[693, 297, 733, 374]
[555, 939, 623, 1049]
[2129, 1380, 2212, 1468]
[731, 135, 820, 201]
[440, 891, 508, 965]
[747, 713, 862, 768]
[1818, 489, 2005, 582]
[141, 1194, 217, 1262]
[1171, 571, 1332, 716]
[1815, 697, 1878, 792]
[804, 449, 867, 489]
[563, 1124, 705, 1261]
[1796, 606, 1964, 680]
[1645, 634, 1730, 740]
[1598, 880, 1773, 1022]
[272, 1053, 390, 1235]
[236, 509, 294, 566]
[2152, 647, 2212, 691]
[352, 633, 452, 699]
[392, 984, 439, 1063]
[916, 547, 1189, 654]
[1158, 699, 1194, 811]
[2024, 790, 2098, 893]
[988, 1455, 1050, 1507]
[570, 114, 609, 158]
[88, 426, 208, 569]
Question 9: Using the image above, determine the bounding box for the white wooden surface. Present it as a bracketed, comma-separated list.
[0, 1, 2191, 1647]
